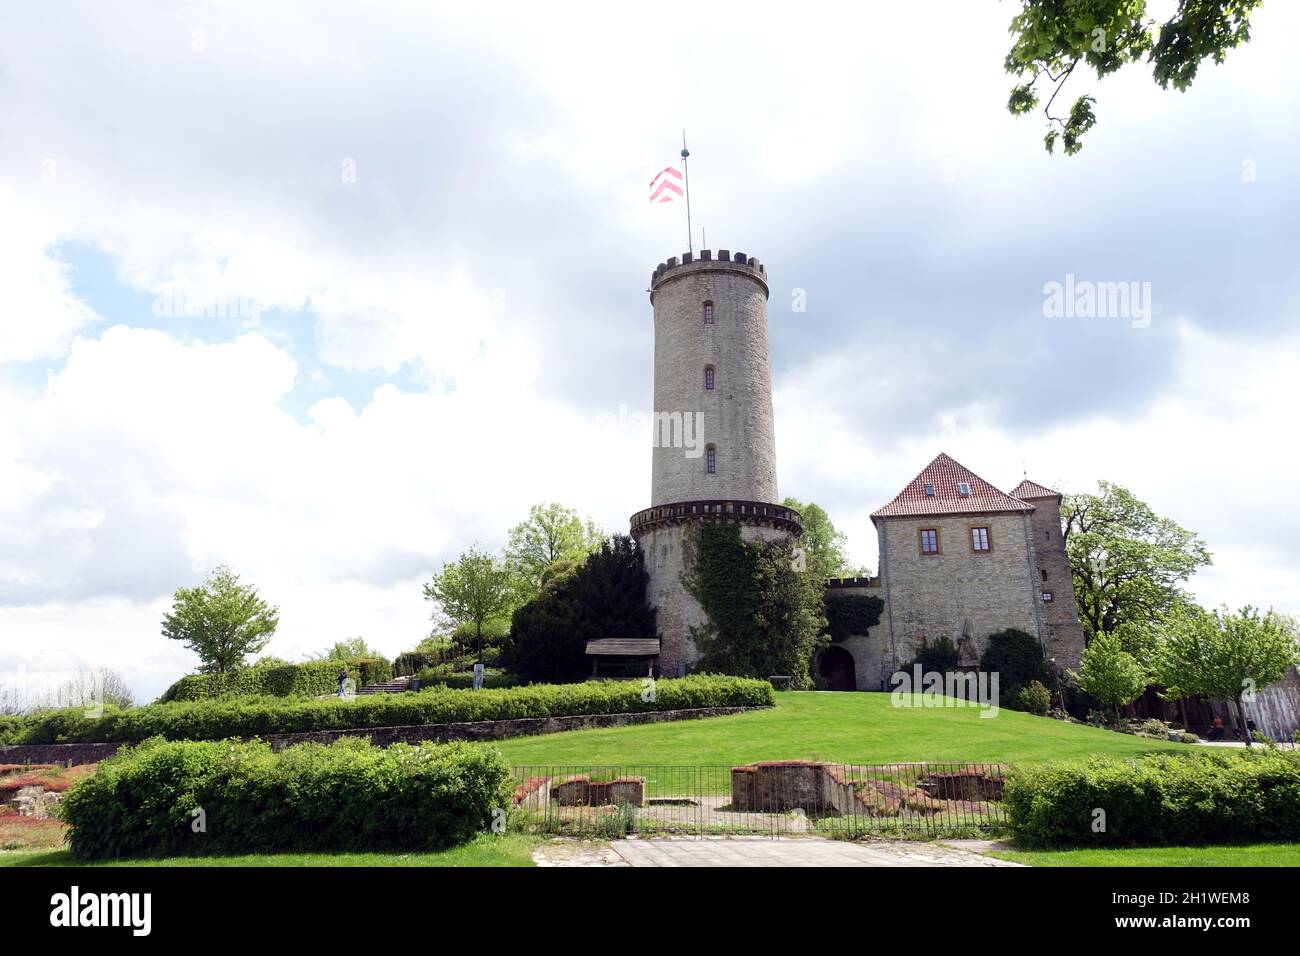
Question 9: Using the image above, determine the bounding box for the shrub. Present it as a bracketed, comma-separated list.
[0, 675, 774, 745]
[1005, 751, 1300, 848]
[1017, 680, 1051, 715]
[158, 657, 391, 702]
[979, 629, 1048, 711]
[414, 667, 519, 690]
[909, 636, 960, 673]
[61, 736, 512, 859]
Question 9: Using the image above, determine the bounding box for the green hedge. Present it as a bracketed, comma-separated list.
[61, 736, 511, 859]
[158, 657, 394, 702]
[1, 675, 773, 745]
[1005, 751, 1300, 848]
[415, 667, 520, 690]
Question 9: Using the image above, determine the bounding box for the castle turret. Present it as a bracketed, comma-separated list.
[630, 250, 801, 676]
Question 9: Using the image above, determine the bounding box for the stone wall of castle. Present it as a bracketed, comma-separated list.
[1020, 494, 1086, 669]
[877, 511, 1042, 667]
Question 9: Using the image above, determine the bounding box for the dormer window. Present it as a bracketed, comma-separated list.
[957, 482, 971, 496]
[703, 301, 714, 324]
[924, 483, 935, 497]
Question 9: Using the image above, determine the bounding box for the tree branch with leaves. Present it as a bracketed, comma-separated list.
[1005, 0, 1262, 155]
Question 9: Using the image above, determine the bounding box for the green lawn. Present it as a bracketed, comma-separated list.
[495, 691, 1183, 767]
[988, 842, 1300, 867]
[0, 833, 542, 868]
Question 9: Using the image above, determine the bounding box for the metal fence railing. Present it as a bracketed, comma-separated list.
[510, 762, 1009, 838]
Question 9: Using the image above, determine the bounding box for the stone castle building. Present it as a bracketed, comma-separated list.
[606, 248, 1085, 687]
[820, 455, 1086, 691]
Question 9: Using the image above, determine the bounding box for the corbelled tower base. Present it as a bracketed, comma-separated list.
[632, 503, 802, 676]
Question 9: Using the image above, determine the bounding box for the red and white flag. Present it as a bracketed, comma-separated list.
[649, 165, 684, 203]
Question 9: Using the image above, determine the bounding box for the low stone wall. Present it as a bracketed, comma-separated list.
[0, 742, 121, 767]
[731, 760, 861, 815]
[553, 776, 645, 807]
[0, 705, 764, 766]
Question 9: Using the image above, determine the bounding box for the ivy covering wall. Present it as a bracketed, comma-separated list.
[681, 523, 827, 688]
[824, 592, 883, 641]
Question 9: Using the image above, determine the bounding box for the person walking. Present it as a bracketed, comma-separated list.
[337, 667, 348, 698]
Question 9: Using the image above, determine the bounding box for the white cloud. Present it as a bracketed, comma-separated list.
[0, 191, 100, 361]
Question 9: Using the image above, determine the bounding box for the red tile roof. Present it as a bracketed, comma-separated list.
[871, 453, 1033, 519]
[1010, 478, 1060, 500]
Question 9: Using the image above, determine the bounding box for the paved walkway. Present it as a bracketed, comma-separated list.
[533, 836, 1021, 867]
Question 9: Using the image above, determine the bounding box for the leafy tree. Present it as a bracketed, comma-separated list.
[423, 546, 514, 664]
[1070, 631, 1147, 723]
[162, 566, 279, 675]
[1005, 0, 1263, 154]
[504, 535, 655, 684]
[1154, 605, 1300, 747]
[1063, 481, 1211, 642]
[314, 637, 384, 661]
[782, 497, 855, 581]
[505, 502, 605, 604]
[683, 524, 827, 687]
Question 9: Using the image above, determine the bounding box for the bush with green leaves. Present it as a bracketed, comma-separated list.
[979, 629, 1048, 711]
[61, 736, 512, 859]
[158, 656, 392, 702]
[1005, 751, 1300, 848]
[1017, 680, 1051, 715]
[414, 666, 519, 690]
[908, 636, 960, 674]
[1, 675, 774, 745]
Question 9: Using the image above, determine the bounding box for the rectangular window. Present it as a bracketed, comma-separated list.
[706, 447, 716, 474]
[971, 526, 990, 552]
[1042, 591, 1054, 603]
[919, 528, 939, 554]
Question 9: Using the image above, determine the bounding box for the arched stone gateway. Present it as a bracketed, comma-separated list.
[818, 646, 857, 692]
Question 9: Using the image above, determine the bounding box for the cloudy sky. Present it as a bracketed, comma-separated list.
[2, 1, 1297, 701]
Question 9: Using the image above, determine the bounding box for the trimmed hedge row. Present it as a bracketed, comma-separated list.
[61, 736, 512, 859]
[0, 675, 774, 745]
[414, 666, 520, 690]
[158, 657, 394, 703]
[1005, 751, 1300, 848]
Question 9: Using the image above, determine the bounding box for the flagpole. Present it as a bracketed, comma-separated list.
[681, 130, 693, 255]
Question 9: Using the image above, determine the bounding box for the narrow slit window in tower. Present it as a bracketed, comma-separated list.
[706, 445, 716, 474]
[703, 301, 714, 324]
[704, 365, 715, 390]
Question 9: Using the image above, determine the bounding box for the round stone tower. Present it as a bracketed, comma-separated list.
[631, 249, 802, 676]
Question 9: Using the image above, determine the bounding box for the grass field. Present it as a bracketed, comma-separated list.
[988, 842, 1300, 867]
[494, 691, 1184, 766]
[0, 833, 543, 868]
